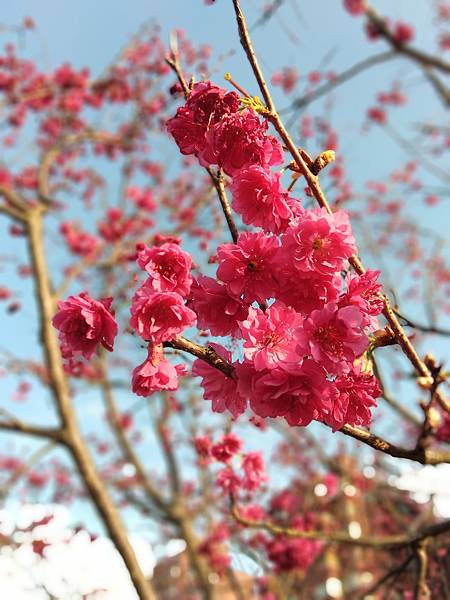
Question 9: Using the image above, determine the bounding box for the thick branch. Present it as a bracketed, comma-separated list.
[27, 207, 155, 600]
[0, 419, 64, 443]
[0, 202, 26, 222]
[231, 497, 450, 549]
[340, 424, 450, 465]
[0, 186, 28, 220]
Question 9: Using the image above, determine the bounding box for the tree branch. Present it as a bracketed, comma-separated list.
[166, 50, 239, 244]
[230, 495, 450, 549]
[365, 5, 450, 75]
[26, 206, 156, 600]
[229, 0, 450, 446]
[0, 419, 64, 443]
[164, 336, 234, 377]
[281, 50, 395, 114]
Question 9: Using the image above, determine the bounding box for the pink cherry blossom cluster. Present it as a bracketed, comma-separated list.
[60, 222, 100, 257]
[52, 79, 382, 432]
[129, 241, 195, 395]
[194, 432, 268, 494]
[265, 516, 322, 573]
[168, 81, 382, 431]
[270, 67, 299, 94]
[166, 80, 283, 176]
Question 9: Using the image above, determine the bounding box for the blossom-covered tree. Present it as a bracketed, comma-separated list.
[1, 1, 450, 598]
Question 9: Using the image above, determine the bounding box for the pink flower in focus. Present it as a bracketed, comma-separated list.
[239, 303, 303, 371]
[130, 286, 196, 343]
[52, 292, 118, 360]
[240, 360, 332, 425]
[283, 360, 334, 426]
[188, 275, 248, 337]
[217, 231, 279, 303]
[201, 108, 283, 176]
[192, 344, 247, 418]
[166, 106, 205, 156]
[131, 343, 187, 397]
[136, 242, 193, 296]
[280, 208, 355, 276]
[298, 302, 368, 374]
[186, 81, 239, 126]
[231, 165, 301, 234]
[325, 364, 381, 430]
[166, 81, 239, 159]
[340, 269, 383, 330]
[277, 270, 340, 315]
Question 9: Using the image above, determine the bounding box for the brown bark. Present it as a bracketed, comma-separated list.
[27, 207, 156, 600]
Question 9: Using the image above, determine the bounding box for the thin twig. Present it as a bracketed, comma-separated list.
[365, 5, 450, 75]
[281, 50, 395, 114]
[166, 51, 239, 244]
[359, 553, 414, 599]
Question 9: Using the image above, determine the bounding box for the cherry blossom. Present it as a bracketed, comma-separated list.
[192, 344, 247, 417]
[279, 208, 356, 276]
[216, 231, 279, 303]
[231, 165, 300, 234]
[130, 285, 196, 343]
[131, 343, 187, 396]
[188, 275, 248, 337]
[52, 292, 117, 359]
[239, 303, 303, 371]
[136, 242, 193, 296]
